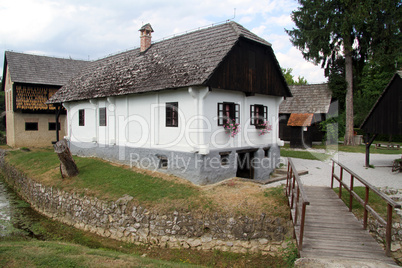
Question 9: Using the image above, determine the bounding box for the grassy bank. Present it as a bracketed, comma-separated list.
[1, 148, 294, 267]
[4, 149, 288, 217]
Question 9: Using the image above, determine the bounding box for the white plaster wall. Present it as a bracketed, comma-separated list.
[67, 101, 97, 145]
[66, 87, 283, 153]
[202, 89, 282, 150]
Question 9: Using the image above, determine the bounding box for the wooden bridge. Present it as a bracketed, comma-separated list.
[286, 158, 400, 265]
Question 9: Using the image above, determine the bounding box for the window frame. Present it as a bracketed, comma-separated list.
[79, 109, 85, 126]
[48, 122, 60, 131]
[250, 104, 267, 128]
[99, 107, 107, 127]
[217, 102, 240, 126]
[165, 102, 178, 127]
[25, 122, 38, 131]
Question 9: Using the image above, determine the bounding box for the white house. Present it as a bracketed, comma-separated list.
[48, 22, 291, 185]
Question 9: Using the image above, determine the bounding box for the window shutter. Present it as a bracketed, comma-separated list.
[218, 103, 224, 126]
[264, 106, 268, 121]
[235, 104, 240, 124]
[250, 105, 255, 125]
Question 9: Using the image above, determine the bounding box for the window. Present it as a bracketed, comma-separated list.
[99, 107, 107, 126]
[25, 122, 38, 131]
[250, 104, 267, 128]
[48, 122, 60, 131]
[263, 147, 271, 158]
[160, 157, 168, 169]
[220, 152, 230, 166]
[166, 102, 178, 127]
[217, 102, 240, 126]
[79, 109, 85, 126]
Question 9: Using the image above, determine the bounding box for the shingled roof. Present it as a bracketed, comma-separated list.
[48, 21, 282, 104]
[4, 51, 89, 86]
[279, 84, 331, 114]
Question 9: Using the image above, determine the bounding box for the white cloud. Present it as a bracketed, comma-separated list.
[0, 0, 324, 83]
[276, 47, 327, 84]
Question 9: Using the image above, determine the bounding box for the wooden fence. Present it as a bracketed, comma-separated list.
[331, 158, 401, 256]
[286, 157, 310, 251]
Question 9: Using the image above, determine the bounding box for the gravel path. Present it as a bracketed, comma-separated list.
[268, 151, 402, 189]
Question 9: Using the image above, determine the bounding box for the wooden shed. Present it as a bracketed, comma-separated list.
[279, 84, 333, 147]
[360, 71, 402, 166]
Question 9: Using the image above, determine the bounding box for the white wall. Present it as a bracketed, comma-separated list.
[66, 87, 283, 153]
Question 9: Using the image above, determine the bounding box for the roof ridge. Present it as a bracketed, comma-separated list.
[228, 21, 243, 37]
[5, 50, 88, 62]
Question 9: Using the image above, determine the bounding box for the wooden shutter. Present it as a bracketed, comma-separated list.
[235, 104, 240, 124]
[218, 103, 224, 126]
[250, 105, 255, 125]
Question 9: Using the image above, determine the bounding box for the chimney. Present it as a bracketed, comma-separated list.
[139, 23, 154, 52]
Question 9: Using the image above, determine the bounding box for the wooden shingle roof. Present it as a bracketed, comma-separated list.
[4, 51, 89, 86]
[279, 84, 331, 114]
[287, 113, 314, 127]
[48, 21, 282, 104]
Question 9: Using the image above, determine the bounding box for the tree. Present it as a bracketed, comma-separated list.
[286, 0, 401, 145]
[281, 68, 308, 85]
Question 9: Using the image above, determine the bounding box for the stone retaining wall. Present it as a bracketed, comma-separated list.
[0, 152, 293, 254]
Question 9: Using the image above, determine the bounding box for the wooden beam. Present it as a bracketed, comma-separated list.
[365, 133, 377, 167]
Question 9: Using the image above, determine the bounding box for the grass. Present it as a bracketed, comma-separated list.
[0, 171, 290, 268]
[1, 148, 294, 267]
[0, 240, 199, 268]
[4, 148, 290, 218]
[280, 143, 402, 161]
[5, 149, 208, 212]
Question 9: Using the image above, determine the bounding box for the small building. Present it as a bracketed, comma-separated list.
[279, 84, 332, 148]
[2, 52, 89, 147]
[48, 22, 291, 185]
[361, 71, 402, 166]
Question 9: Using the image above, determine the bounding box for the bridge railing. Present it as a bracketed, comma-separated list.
[286, 157, 310, 251]
[331, 158, 401, 256]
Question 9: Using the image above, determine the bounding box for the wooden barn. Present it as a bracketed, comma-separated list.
[279, 84, 333, 148]
[361, 71, 402, 166]
[2, 52, 89, 147]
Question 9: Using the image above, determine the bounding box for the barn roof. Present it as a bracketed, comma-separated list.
[48, 21, 286, 104]
[360, 71, 402, 134]
[3, 51, 89, 86]
[279, 83, 331, 114]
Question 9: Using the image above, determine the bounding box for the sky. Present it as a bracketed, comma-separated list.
[0, 0, 327, 84]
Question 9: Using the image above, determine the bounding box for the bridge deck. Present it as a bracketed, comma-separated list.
[294, 186, 395, 264]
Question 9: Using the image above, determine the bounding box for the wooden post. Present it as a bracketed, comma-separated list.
[331, 160, 335, 189]
[339, 167, 343, 198]
[365, 133, 377, 167]
[386, 204, 393, 257]
[55, 104, 61, 142]
[363, 186, 369, 229]
[349, 175, 354, 212]
[54, 139, 79, 178]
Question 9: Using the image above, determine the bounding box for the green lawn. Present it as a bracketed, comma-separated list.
[0, 240, 199, 268]
[280, 143, 402, 161]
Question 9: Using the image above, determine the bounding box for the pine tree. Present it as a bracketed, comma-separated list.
[286, 0, 401, 145]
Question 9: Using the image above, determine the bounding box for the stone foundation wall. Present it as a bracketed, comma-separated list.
[0, 152, 293, 254]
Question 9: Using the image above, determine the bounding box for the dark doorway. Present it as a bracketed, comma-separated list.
[236, 150, 255, 179]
